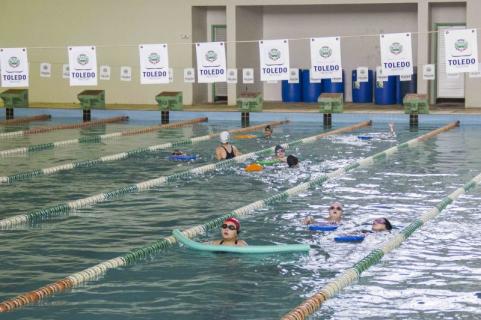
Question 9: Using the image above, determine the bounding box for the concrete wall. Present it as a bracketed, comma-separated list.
[1, 0, 480, 107]
[206, 7, 226, 103]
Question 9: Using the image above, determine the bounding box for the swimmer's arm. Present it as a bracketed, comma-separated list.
[215, 146, 225, 160]
[302, 216, 315, 225]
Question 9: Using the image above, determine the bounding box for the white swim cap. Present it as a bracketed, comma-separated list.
[220, 131, 230, 143]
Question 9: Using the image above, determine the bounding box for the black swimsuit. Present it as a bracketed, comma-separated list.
[222, 145, 236, 159]
[219, 240, 238, 245]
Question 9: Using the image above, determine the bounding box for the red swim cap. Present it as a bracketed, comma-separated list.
[224, 217, 240, 231]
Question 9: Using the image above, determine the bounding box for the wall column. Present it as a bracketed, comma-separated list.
[226, 4, 237, 106]
[417, 0, 429, 95]
[465, 0, 481, 108]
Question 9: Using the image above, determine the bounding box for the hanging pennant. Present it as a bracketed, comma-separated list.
[120, 66, 132, 81]
[100, 65, 111, 80]
[68, 46, 97, 86]
[196, 42, 226, 83]
[310, 36, 342, 80]
[243, 68, 254, 84]
[184, 68, 195, 83]
[169, 68, 174, 83]
[288, 68, 299, 84]
[62, 64, 70, 79]
[259, 39, 290, 81]
[444, 28, 479, 74]
[380, 33, 413, 76]
[40, 63, 51, 78]
[0, 48, 29, 87]
[356, 67, 369, 82]
[227, 68, 237, 84]
[376, 66, 388, 82]
[423, 64, 435, 80]
[139, 44, 169, 84]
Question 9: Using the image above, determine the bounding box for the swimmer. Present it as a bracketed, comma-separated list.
[171, 149, 185, 156]
[209, 217, 247, 246]
[303, 202, 343, 225]
[215, 131, 241, 160]
[287, 155, 299, 168]
[388, 122, 396, 137]
[264, 125, 273, 139]
[274, 145, 287, 162]
[371, 217, 393, 232]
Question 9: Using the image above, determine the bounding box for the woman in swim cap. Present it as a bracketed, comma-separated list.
[215, 131, 241, 160]
[210, 217, 247, 246]
[371, 217, 392, 232]
[274, 145, 287, 162]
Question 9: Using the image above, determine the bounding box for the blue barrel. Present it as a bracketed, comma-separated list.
[395, 74, 417, 104]
[301, 69, 322, 103]
[321, 70, 345, 94]
[375, 75, 397, 105]
[282, 77, 302, 103]
[352, 69, 373, 103]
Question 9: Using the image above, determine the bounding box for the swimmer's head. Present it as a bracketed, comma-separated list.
[287, 155, 299, 168]
[328, 202, 343, 222]
[275, 145, 285, 156]
[172, 150, 183, 155]
[372, 217, 392, 231]
[220, 131, 230, 144]
[222, 217, 241, 234]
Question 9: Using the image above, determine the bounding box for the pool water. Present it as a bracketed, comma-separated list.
[1, 116, 481, 320]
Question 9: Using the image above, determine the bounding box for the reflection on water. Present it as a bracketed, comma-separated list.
[1, 120, 481, 320]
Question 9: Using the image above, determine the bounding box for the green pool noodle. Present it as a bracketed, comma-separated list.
[173, 229, 310, 254]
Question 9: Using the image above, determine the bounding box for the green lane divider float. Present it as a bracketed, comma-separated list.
[0, 117, 208, 157]
[0, 121, 458, 313]
[283, 169, 479, 320]
[172, 229, 310, 254]
[0, 120, 372, 229]
[0, 120, 289, 184]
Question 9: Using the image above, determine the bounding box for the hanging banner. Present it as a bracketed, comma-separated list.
[139, 43, 169, 84]
[288, 68, 299, 84]
[400, 74, 412, 81]
[310, 36, 342, 79]
[380, 32, 413, 76]
[227, 68, 237, 84]
[423, 64, 435, 80]
[40, 63, 51, 78]
[444, 28, 479, 74]
[120, 66, 132, 81]
[100, 65, 111, 80]
[357, 67, 369, 82]
[195, 42, 226, 83]
[68, 46, 97, 86]
[62, 64, 70, 79]
[184, 68, 195, 83]
[309, 69, 321, 83]
[243, 68, 254, 84]
[0, 48, 29, 87]
[259, 39, 290, 81]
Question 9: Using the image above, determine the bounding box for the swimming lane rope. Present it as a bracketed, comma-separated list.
[0, 115, 129, 139]
[0, 120, 371, 229]
[282, 165, 478, 320]
[0, 120, 288, 184]
[0, 121, 458, 313]
[0, 114, 51, 125]
[0, 117, 207, 157]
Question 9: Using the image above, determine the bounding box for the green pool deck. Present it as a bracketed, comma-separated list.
[2, 101, 481, 115]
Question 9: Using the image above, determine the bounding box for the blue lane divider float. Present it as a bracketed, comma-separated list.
[357, 136, 373, 141]
[168, 155, 197, 161]
[334, 235, 365, 243]
[308, 224, 339, 231]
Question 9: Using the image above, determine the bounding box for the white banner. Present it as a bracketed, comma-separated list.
[310, 36, 342, 79]
[243, 68, 254, 84]
[309, 69, 321, 83]
[40, 63, 51, 78]
[380, 32, 413, 76]
[227, 68, 237, 84]
[259, 39, 290, 81]
[195, 42, 226, 83]
[120, 66, 132, 81]
[62, 64, 70, 79]
[444, 28, 479, 74]
[288, 68, 299, 83]
[0, 48, 29, 87]
[423, 64, 435, 80]
[100, 65, 111, 80]
[469, 63, 481, 78]
[356, 67, 369, 82]
[184, 68, 195, 83]
[68, 46, 97, 86]
[139, 44, 169, 84]
[376, 66, 388, 82]
[400, 74, 412, 81]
